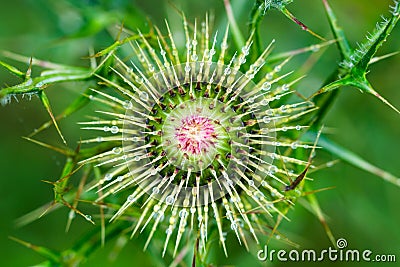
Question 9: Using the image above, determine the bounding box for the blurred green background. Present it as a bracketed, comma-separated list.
[0, 0, 399, 266]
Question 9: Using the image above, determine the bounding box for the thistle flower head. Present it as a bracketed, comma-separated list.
[80, 15, 316, 258]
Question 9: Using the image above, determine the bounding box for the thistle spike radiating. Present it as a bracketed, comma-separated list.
[79, 14, 319, 258]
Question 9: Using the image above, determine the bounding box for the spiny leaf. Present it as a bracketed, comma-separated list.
[314, 0, 400, 114]
[29, 88, 96, 138]
[41, 158, 95, 225]
[66, 166, 92, 232]
[352, 3, 400, 73]
[22, 136, 74, 156]
[0, 67, 94, 99]
[38, 91, 67, 145]
[315, 75, 400, 114]
[299, 188, 336, 247]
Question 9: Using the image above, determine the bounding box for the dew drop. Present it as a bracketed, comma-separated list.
[265, 73, 273, 80]
[280, 105, 287, 113]
[110, 126, 119, 134]
[185, 64, 191, 73]
[241, 46, 250, 55]
[231, 222, 238, 230]
[112, 147, 122, 154]
[310, 45, 320, 52]
[274, 65, 281, 72]
[179, 209, 188, 218]
[262, 116, 271, 123]
[136, 77, 144, 84]
[291, 142, 298, 150]
[248, 180, 255, 187]
[139, 91, 149, 101]
[262, 82, 271, 91]
[191, 54, 198, 61]
[123, 100, 133, 109]
[104, 173, 112, 181]
[295, 125, 302, 131]
[282, 84, 289, 91]
[166, 195, 175, 205]
[68, 210, 76, 219]
[152, 187, 160, 194]
[85, 215, 92, 221]
[266, 109, 273, 116]
[268, 165, 278, 173]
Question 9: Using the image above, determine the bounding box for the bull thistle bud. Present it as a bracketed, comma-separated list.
[79, 15, 317, 259]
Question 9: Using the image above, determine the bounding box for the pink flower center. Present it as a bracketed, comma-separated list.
[175, 115, 217, 155]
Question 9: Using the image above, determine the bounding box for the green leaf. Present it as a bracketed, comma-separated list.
[0, 67, 93, 98]
[322, 0, 351, 60]
[305, 131, 400, 188]
[223, 0, 245, 49]
[300, 186, 336, 247]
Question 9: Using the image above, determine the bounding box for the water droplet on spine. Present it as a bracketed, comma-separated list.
[139, 91, 149, 101]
